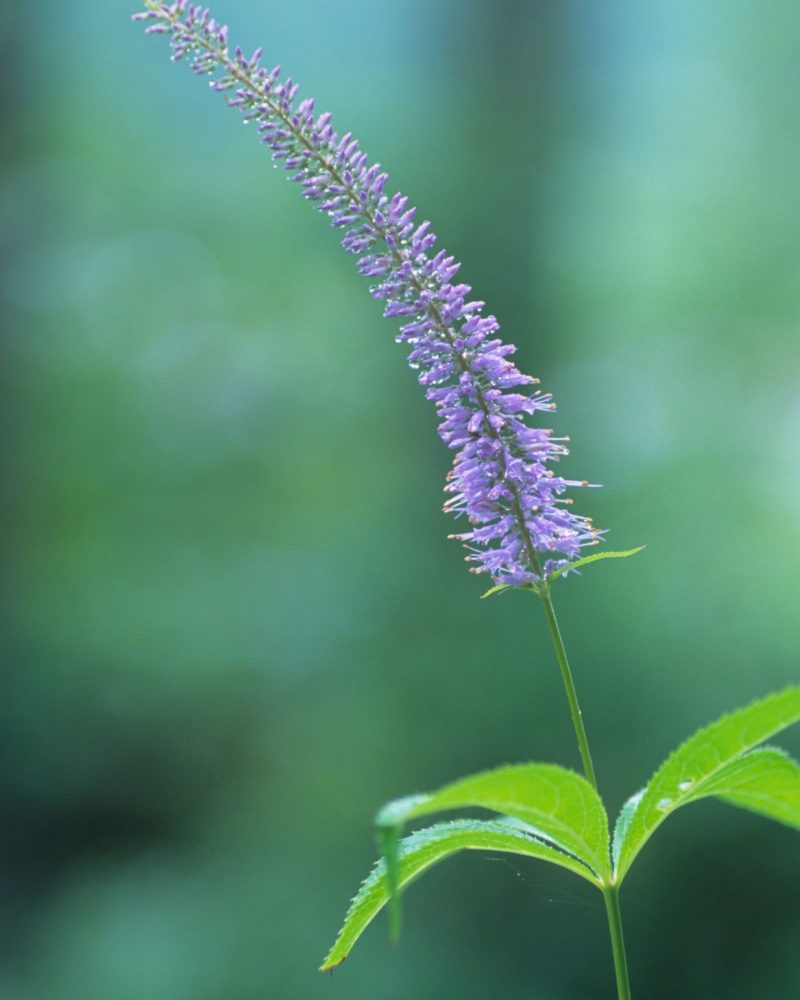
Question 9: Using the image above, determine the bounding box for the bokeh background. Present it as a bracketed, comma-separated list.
[3, 1, 800, 997]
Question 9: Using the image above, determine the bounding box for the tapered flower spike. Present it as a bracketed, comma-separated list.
[134, 1, 604, 586]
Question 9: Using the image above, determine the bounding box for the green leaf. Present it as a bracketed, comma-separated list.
[546, 546, 645, 584]
[611, 788, 645, 871]
[479, 583, 515, 600]
[694, 746, 800, 831]
[320, 818, 601, 972]
[376, 764, 610, 881]
[480, 547, 646, 594]
[614, 686, 800, 881]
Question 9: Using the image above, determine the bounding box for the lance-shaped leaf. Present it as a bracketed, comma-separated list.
[546, 546, 645, 584]
[480, 547, 645, 597]
[320, 818, 601, 972]
[480, 583, 518, 600]
[376, 764, 610, 880]
[614, 686, 800, 881]
[612, 748, 800, 871]
[691, 746, 800, 829]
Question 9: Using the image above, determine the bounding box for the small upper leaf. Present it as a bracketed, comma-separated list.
[546, 546, 645, 584]
[320, 818, 600, 971]
[480, 583, 519, 600]
[376, 763, 610, 881]
[614, 686, 800, 881]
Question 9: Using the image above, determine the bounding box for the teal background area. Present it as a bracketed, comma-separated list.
[3, 1, 800, 996]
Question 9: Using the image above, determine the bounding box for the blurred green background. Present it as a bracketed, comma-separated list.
[3, 1, 800, 997]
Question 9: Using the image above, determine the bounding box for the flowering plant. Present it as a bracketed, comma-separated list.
[134, 5, 800, 996]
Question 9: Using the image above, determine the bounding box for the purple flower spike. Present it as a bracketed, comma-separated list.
[134, 1, 603, 586]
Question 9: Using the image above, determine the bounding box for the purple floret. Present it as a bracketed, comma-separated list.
[134, 1, 603, 585]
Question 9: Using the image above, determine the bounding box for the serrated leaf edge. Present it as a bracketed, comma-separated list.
[375, 762, 610, 880]
[614, 685, 800, 881]
[320, 818, 602, 972]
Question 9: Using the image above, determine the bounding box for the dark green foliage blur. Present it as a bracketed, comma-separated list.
[3, 1, 800, 996]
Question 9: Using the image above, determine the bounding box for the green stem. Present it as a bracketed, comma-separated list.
[537, 586, 598, 790]
[535, 583, 632, 996]
[603, 886, 632, 1000]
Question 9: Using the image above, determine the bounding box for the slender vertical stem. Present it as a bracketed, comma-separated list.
[536, 587, 633, 995]
[603, 887, 632, 1000]
[536, 584, 633, 995]
[537, 586, 598, 790]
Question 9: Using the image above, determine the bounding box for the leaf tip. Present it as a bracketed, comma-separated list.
[318, 955, 346, 975]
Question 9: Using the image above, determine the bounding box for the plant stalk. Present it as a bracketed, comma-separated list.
[603, 886, 632, 1000]
[537, 586, 598, 790]
[535, 582, 632, 997]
